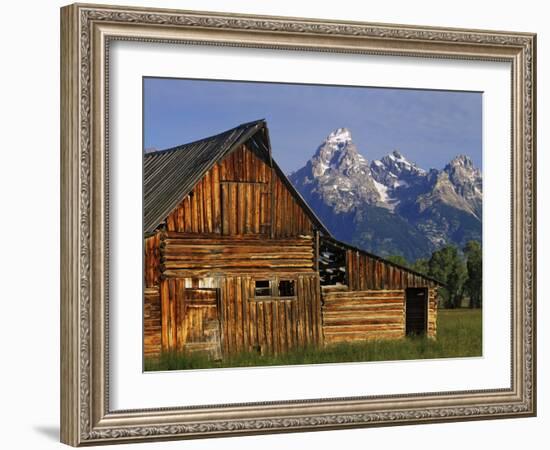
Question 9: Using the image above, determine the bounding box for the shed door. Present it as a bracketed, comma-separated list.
[405, 288, 428, 336]
[221, 182, 271, 235]
[178, 288, 221, 359]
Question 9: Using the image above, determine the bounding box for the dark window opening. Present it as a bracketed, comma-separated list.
[254, 280, 271, 297]
[319, 238, 347, 286]
[278, 280, 295, 297]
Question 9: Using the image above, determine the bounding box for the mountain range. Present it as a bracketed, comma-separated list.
[288, 128, 482, 262]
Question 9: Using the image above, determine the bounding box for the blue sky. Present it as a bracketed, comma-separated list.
[143, 77, 482, 174]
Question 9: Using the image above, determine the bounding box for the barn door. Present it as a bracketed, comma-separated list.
[405, 288, 428, 336]
[221, 182, 271, 235]
[178, 288, 221, 359]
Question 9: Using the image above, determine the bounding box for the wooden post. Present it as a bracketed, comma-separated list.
[160, 279, 170, 352]
[314, 229, 320, 272]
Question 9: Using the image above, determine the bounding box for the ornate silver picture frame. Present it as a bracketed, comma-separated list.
[60, 3, 536, 446]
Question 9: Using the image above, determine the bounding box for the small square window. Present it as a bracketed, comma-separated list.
[254, 280, 271, 297]
[278, 280, 295, 297]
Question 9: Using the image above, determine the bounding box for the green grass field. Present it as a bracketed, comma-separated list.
[144, 308, 482, 371]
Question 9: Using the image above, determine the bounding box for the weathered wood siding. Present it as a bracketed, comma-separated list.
[144, 233, 161, 356]
[322, 288, 406, 344]
[271, 174, 313, 237]
[144, 232, 161, 287]
[220, 274, 322, 355]
[159, 279, 222, 357]
[163, 144, 313, 237]
[144, 286, 161, 356]
[154, 273, 322, 356]
[321, 287, 437, 344]
[160, 233, 314, 277]
[346, 249, 434, 290]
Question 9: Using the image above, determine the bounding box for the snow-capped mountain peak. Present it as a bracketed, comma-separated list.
[326, 127, 353, 145]
[445, 155, 481, 189]
[311, 127, 367, 178]
[382, 150, 423, 173]
[292, 128, 384, 213]
[449, 154, 474, 169]
[442, 155, 482, 218]
[370, 150, 425, 190]
[389, 149, 405, 160]
[288, 127, 483, 261]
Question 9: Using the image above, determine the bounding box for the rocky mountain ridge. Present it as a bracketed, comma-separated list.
[289, 128, 482, 261]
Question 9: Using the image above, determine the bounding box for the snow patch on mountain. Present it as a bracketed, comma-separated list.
[372, 178, 389, 202]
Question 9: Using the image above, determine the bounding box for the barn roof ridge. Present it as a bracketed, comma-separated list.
[145, 119, 266, 158]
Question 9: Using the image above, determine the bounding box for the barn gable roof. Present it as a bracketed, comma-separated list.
[144, 119, 329, 235]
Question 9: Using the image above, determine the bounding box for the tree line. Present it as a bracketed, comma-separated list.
[387, 240, 482, 309]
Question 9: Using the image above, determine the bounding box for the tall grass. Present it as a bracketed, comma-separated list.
[144, 308, 482, 371]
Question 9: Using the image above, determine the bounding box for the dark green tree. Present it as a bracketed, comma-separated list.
[411, 258, 429, 275]
[428, 245, 467, 308]
[464, 240, 482, 308]
[386, 254, 409, 268]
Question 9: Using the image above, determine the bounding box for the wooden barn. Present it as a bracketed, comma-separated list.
[143, 119, 441, 358]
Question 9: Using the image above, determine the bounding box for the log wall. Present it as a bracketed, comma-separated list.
[163, 144, 313, 237]
[160, 233, 314, 277]
[321, 287, 438, 344]
[322, 288, 406, 344]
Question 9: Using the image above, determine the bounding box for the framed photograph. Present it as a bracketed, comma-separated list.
[60, 3, 536, 446]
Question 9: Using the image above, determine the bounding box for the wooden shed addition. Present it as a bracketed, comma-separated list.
[319, 237, 438, 345]
[143, 119, 441, 360]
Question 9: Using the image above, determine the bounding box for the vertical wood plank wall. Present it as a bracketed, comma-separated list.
[144, 286, 161, 356]
[156, 273, 321, 356]
[220, 274, 322, 355]
[346, 248, 434, 291]
[159, 279, 221, 357]
[144, 233, 161, 288]
[163, 144, 312, 237]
